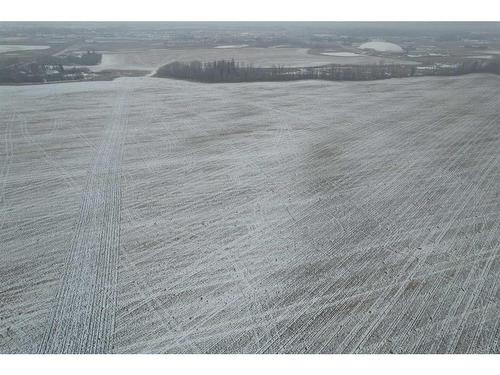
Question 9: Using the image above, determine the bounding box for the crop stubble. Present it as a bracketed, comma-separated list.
[0, 74, 499, 353]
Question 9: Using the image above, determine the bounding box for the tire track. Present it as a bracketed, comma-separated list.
[0, 113, 15, 230]
[38, 91, 129, 354]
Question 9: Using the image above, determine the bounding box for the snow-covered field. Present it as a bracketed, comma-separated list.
[93, 47, 416, 72]
[320, 52, 365, 57]
[0, 45, 50, 53]
[359, 41, 404, 53]
[0, 74, 499, 353]
[214, 45, 249, 49]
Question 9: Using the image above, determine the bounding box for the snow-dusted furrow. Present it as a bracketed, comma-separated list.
[1, 74, 499, 354]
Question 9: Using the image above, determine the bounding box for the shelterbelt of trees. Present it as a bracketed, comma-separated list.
[38, 51, 102, 66]
[154, 59, 413, 82]
[155, 59, 500, 83]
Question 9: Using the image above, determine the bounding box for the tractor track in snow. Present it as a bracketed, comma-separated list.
[38, 91, 129, 354]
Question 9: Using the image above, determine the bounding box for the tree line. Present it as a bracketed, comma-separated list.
[155, 60, 289, 82]
[155, 59, 416, 82]
[37, 51, 102, 66]
[155, 58, 500, 83]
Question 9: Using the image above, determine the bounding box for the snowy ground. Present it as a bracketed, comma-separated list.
[92, 47, 417, 72]
[0, 74, 499, 353]
[0, 45, 50, 53]
[319, 52, 366, 57]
